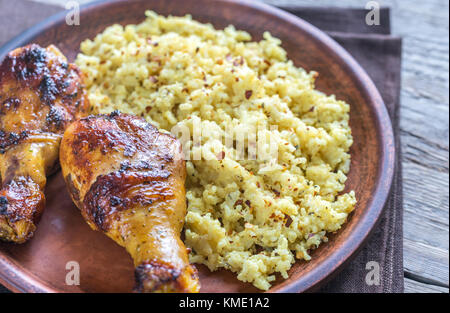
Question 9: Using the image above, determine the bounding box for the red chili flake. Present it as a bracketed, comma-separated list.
[256, 182, 261, 188]
[272, 189, 280, 197]
[245, 200, 251, 207]
[235, 199, 244, 206]
[217, 151, 225, 160]
[309, 106, 315, 112]
[245, 90, 253, 100]
[285, 214, 293, 227]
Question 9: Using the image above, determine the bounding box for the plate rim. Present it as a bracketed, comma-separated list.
[0, 0, 395, 293]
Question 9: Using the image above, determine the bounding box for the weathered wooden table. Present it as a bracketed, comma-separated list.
[26, 0, 450, 293]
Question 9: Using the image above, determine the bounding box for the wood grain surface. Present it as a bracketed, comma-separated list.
[20, 0, 450, 293]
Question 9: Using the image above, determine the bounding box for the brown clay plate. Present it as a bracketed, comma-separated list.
[0, 0, 395, 293]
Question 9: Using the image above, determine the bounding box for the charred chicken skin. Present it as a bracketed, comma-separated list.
[59, 112, 200, 293]
[0, 44, 89, 243]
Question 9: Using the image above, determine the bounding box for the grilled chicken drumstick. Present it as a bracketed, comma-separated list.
[59, 112, 200, 293]
[0, 44, 89, 243]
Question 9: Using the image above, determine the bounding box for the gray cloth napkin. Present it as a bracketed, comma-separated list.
[0, 0, 403, 293]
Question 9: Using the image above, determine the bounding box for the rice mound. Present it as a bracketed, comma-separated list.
[75, 11, 356, 290]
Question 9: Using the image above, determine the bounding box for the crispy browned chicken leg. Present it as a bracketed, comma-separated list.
[59, 112, 200, 293]
[0, 44, 89, 243]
